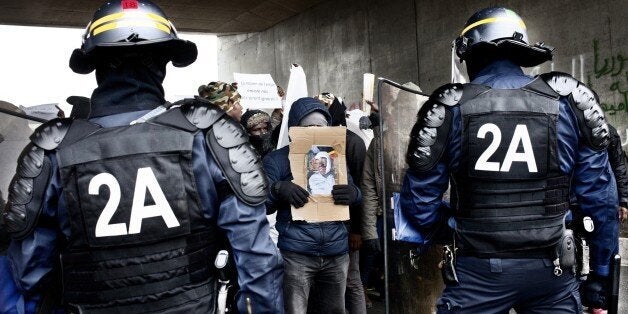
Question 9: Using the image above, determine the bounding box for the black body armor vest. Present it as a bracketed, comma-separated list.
[56, 117, 218, 313]
[452, 79, 570, 257]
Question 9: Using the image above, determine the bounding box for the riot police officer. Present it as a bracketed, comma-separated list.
[400, 7, 619, 313]
[1, 1, 283, 313]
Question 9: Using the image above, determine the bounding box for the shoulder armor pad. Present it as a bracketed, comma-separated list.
[431, 83, 463, 106]
[180, 97, 225, 129]
[406, 83, 485, 171]
[541, 72, 579, 96]
[30, 118, 72, 150]
[2, 143, 52, 240]
[206, 116, 268, 206]
[406, 84, 462, 172]
[541, 72, 610, 150]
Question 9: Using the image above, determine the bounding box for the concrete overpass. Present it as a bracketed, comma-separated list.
[0, 0, 327, 33]
[1, 0, 626, 313]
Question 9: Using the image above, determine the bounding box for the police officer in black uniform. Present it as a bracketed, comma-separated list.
[1, 1, 283, 313]
[400, 7, 619, 313]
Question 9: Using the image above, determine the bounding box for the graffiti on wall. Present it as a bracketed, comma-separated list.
[528, 39, 628, 148]
[590, 39, 627, 116]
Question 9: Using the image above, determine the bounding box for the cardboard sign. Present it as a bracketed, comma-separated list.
[288, 126, 349, 222]
[233, 73, 282, 109]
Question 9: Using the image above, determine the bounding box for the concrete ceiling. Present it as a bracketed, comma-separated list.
[0, 0, 325, 33]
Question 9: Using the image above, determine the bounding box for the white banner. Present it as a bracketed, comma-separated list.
[362, 73, 375, 115]
[277, 64, 308, 149]
[233, 73, 282, 109]
[450, 40, 468, 84]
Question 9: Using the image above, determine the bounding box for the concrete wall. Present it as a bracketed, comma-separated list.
[218, 0, 628, 148]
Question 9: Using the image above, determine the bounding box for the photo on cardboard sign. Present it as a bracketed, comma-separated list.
[306, 145, 339, 195]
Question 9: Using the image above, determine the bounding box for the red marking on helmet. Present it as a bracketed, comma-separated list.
[122, 0, 138, 9]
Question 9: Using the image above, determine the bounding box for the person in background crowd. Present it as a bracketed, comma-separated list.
[198, 81, 244, 121]
[1, 1, 283, 312]
[586, 123, 627, 314]
[271, 85, 286, 147]
[241, 109, 275, 158]
[264, 97, 362, 314]
[401, 6, 618, 312]
[608, 124, 628, 222]
[360, 104, 383, 309]
[316, 92, 368, 314]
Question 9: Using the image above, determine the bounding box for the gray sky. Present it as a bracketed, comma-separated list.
[0, 25, 217, 113]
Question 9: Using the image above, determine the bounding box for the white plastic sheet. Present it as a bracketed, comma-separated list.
[276, 64, 308, 149]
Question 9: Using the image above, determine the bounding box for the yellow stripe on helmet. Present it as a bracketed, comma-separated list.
[92, 20, 171, 36]
[460, 16, 526, 36]
[147, 12, 169, 25]
[90, 12, 171, 33]
[89, 12, 125, 32]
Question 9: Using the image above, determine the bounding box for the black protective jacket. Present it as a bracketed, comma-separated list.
[609, 125, 628, 206]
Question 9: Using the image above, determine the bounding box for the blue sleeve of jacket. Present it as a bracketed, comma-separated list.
[216, 195, 284, 314]
[194, 134, 284, 314]
[557, 101, 619, 276]
[574, 147, 618, 276]
[400, 107, 461, 233]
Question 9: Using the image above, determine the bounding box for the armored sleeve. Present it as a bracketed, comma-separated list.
[3, 119, 70, 298]
[401, 84, 464, 234]
[2, 119, 70, 240]
[541, 72, 610, 150]
[179, 99, 268, 206]
[545, 73, 619, 275]
[406, 84, 460, 172]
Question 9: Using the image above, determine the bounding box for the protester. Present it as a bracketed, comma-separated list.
[198, 81, 244, 121]
[1, 1, 283, 312]
[263, 97, 362, 314]
[316, 92, 368, 314]
[401, 6, 618, 312]
[271, 85, 286, 147]
[241, 109, 275, 157]
[359, 111, 383, 309]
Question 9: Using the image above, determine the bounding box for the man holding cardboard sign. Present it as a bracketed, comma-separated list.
[263, 97, 362, 314]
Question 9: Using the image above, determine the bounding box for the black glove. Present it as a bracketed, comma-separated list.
[331, 184, 358, 205]
[582, 273, 609, 309]
[364, 239, 381, 253]
[272, 181, 309, 208]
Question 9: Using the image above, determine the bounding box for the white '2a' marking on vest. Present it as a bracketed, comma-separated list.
[475, 123, 538, 173]
[91, 167, 180, 237]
